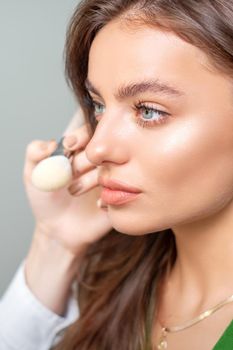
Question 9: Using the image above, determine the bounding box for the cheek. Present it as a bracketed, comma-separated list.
[139, 119, 233, 213]
[107, 119, 233, 236]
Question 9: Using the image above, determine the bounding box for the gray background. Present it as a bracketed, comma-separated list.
[0, 1, 82, 296]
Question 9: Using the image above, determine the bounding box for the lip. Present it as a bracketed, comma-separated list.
[98, 177, 142, 193]
[98, 177, 142, 205]
[100, 188, 141, 205]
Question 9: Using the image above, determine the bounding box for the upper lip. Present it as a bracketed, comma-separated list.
[98, 177, 142, 193]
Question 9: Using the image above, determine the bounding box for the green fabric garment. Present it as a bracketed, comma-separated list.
[212, 320, 233, 349]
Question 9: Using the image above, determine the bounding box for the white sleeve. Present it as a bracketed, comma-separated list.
[0, 260, 79, 350]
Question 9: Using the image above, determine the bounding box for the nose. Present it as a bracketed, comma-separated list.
[85, 115, 129, 166]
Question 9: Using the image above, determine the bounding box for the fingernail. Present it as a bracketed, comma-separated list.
[68, 183, 82, 195]
[97, 198, 102, 208]
[63, 135, 78, 149]
[97, 198, 108, 209]
[73, 187, 84, 196]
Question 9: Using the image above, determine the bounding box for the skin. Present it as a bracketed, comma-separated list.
[84, 18, 233, 349]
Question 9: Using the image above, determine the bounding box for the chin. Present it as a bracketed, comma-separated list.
[110, 217, 169, 236]
[107, 202, 176, 235]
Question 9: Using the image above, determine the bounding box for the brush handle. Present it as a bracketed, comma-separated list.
[50, 137, 66, 157]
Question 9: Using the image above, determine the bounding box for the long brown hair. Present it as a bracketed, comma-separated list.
[54, 1, 233, 349]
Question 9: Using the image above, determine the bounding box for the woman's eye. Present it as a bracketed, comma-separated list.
[134, 102, 170, 128]
[90, 98, 170, 128]
[92, 101, 105, 116]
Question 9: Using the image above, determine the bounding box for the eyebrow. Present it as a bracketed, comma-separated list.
[85, 77, 184, 101]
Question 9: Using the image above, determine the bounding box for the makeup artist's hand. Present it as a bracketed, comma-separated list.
[22, 121, 113, 315]
[23, 122, 112, 256]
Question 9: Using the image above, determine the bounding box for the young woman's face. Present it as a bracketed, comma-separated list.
[85, 19, 233, 235]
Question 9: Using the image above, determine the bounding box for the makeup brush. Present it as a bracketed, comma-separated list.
[31, 136, 73, 191]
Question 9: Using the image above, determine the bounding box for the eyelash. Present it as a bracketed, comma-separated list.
[88, 97, 170, 128]
[133, 99, 170, 128]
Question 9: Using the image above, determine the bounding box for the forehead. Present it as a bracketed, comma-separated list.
[88, 19, 210, 91]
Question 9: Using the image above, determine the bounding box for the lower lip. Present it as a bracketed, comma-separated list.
[100, 187, 141, 205]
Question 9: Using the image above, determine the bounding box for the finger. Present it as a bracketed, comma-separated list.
[97, 198, 108, 211]
[62, 122, 93, 153]
[23, 139, 57, 182]
[68, 167, 99, 196]
[71, 149, 96, 176]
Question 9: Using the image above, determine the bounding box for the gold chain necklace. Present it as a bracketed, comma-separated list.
[156, 293, 233, 350]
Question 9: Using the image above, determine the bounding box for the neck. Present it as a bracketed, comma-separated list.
[166, 199, 233, 313]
